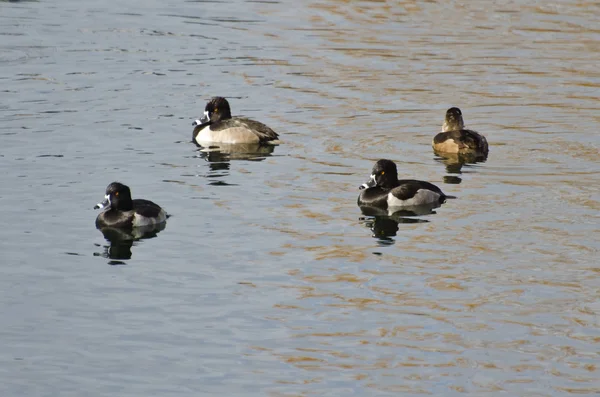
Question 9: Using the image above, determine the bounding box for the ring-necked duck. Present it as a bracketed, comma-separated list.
[192, 97, 279, 145]
[358, 159, 453, 209]
[432, 107, 488, 156]
[94, 182, 168, 228]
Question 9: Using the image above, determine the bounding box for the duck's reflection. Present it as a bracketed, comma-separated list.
[193, 143, 277, 185]
[434, 151, 488, 185]
[195, 143, 276, 164]
[94, 223, 166, 264]
[359, 204, 438, 244]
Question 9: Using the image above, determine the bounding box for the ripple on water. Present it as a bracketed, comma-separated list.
[1, 0, 600, 395]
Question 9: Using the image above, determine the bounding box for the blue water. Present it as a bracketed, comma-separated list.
[2, 0, 600, 395]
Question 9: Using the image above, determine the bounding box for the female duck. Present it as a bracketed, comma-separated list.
[358, 159, 453, 209]
[94, 182, 168, 228]
[192, 97, 279, 145]
[432, 107, 488, 156]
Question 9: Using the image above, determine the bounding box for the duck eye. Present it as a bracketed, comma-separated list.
[214, 108, 218, 113]
[381, 171, 385, 175]
[115, 192, 119, 196]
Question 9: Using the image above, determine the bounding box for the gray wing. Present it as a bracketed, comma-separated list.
[434, 129, 488, 155]
[461, 129, 488, 155]
[132, 199, 164, 218]
[393, 180, 445, 199]
[212, 117, 279, 142]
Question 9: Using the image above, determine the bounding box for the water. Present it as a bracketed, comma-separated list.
[1, 0, 600, 395]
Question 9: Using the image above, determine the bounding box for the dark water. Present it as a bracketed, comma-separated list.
[2, 0, 600, 395]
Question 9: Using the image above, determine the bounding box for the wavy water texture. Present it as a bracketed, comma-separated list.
[0, 0, 599, 396]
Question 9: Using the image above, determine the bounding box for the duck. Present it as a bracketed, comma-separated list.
[94, 182, 168, 228]
[192, 96, 279, 145]
[358, 159, 453, 209]
[432, 107, 488, 156]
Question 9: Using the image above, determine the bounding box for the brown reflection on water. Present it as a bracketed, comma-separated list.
[231, 0, 600, 395]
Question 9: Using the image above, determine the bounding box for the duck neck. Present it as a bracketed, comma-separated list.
[442, 119, 464, 132]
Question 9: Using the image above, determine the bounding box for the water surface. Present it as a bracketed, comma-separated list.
[1, 0, 600, 395]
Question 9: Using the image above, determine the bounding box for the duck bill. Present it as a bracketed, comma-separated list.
[359, 174, 377, 190]
[94, 195, 111, 210]
[200, 110, 210, 123]
[192, 112, 210, 127]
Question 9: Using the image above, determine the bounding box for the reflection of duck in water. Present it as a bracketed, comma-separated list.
[434, 152, 481, 185]
[358, 159, 454, 210]
[360, 205, 435, 242]
[433, 107, 488, 159]
[196, 142, 276, 164]
[192, 96, 279, 145]
[360, 204, 439, 219]
[93, 182, 168, 263]
[194, 143, 276, 186]
[360, 206, 435, 243]
[96, 223, 166, 262]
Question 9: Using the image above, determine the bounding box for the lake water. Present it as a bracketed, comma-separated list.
[1, 0, 600, 395]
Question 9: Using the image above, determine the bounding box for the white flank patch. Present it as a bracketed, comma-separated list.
[132, 209, 167, 227]
[387, 189, 440, 207]
[195, 125, 260, 144]
[194, 125, 213, 143]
